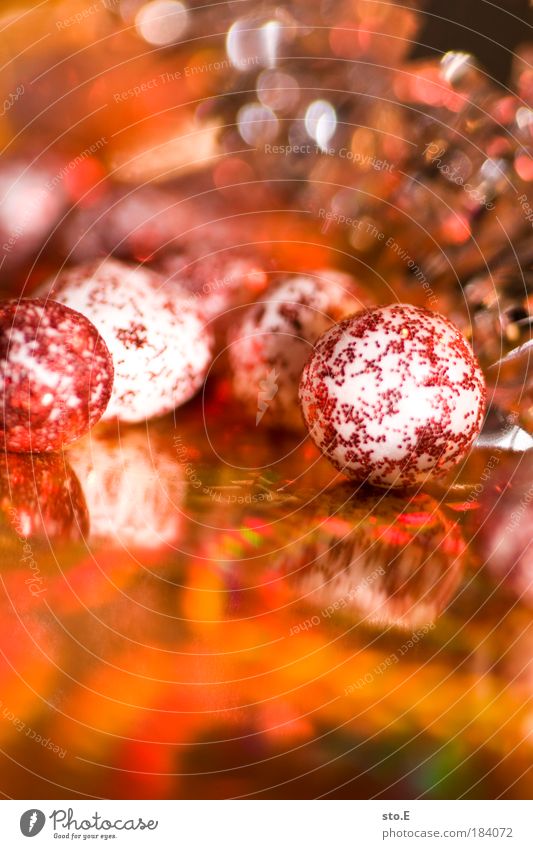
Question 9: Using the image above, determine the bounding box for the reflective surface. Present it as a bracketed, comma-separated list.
[0, 398, 532, 800]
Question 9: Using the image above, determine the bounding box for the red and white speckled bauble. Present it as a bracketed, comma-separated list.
[228, 270, 370, 429]
[39, 259, 213, 423]
[299, 304, 486, 487]
[0, 298, 113, 453]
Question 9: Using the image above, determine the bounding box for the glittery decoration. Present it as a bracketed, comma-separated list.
[299, 304, 486, 487]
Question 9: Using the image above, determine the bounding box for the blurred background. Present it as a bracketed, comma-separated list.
[1, 0, 533, 801]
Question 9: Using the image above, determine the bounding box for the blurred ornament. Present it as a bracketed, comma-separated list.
[135, 1, 189, 46]
[39, 259, 213, 423]
[228, 270, 370, 430]
[0, 155, 70, 280]
[0, 452, 88, 542]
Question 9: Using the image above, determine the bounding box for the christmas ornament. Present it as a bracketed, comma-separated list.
[299, 304, 486, 487]
[39, 258, 213, 423]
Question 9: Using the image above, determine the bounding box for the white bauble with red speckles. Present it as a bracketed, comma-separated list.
[39, 259, 213, 423]
[299, 304, 486, 488]
[228, 270, 370, 430]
